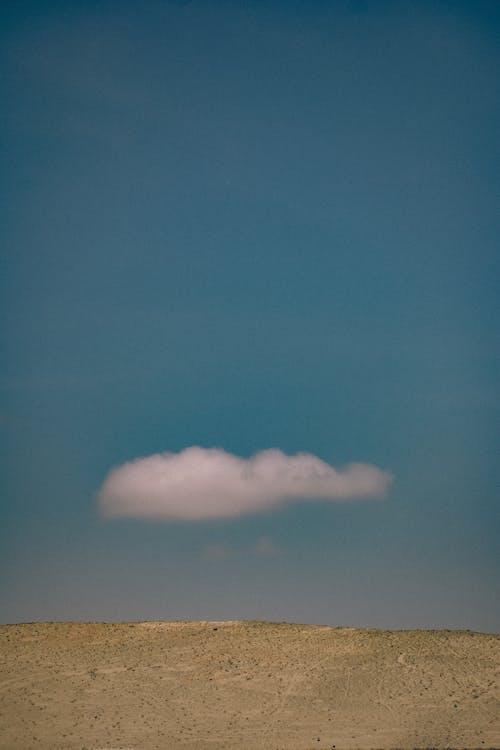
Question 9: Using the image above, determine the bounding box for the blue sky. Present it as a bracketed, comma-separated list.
[1, 0, 499, 630]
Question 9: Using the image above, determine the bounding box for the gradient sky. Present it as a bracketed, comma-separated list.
[1, 0, 499, 631]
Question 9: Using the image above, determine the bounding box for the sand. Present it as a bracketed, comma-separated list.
[0, 620, 498, 749]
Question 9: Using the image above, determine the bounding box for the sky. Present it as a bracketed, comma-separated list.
[1, 0, 499, 631]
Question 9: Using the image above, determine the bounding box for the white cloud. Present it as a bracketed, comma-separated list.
[202, 543, 232, 562]
[254, 535, 280, 557]
[98, 446, 392, 521]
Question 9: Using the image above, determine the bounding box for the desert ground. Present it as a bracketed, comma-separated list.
[0, 620, 498, 750]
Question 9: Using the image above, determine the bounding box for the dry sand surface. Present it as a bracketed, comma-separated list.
[0, 621, 499, 750]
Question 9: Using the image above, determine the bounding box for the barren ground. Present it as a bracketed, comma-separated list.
[0, 621, 498, 749]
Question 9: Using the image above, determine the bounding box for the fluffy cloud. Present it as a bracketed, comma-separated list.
[253, 535, 280, 557]
[201, 536, 281, 561]
[202, 543, 232, 562]
[98, 447, 392, 521]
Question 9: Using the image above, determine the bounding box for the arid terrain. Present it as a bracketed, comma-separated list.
[0, 620, 498, 750]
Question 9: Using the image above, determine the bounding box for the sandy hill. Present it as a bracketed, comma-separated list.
[0, 620, 498, 749]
